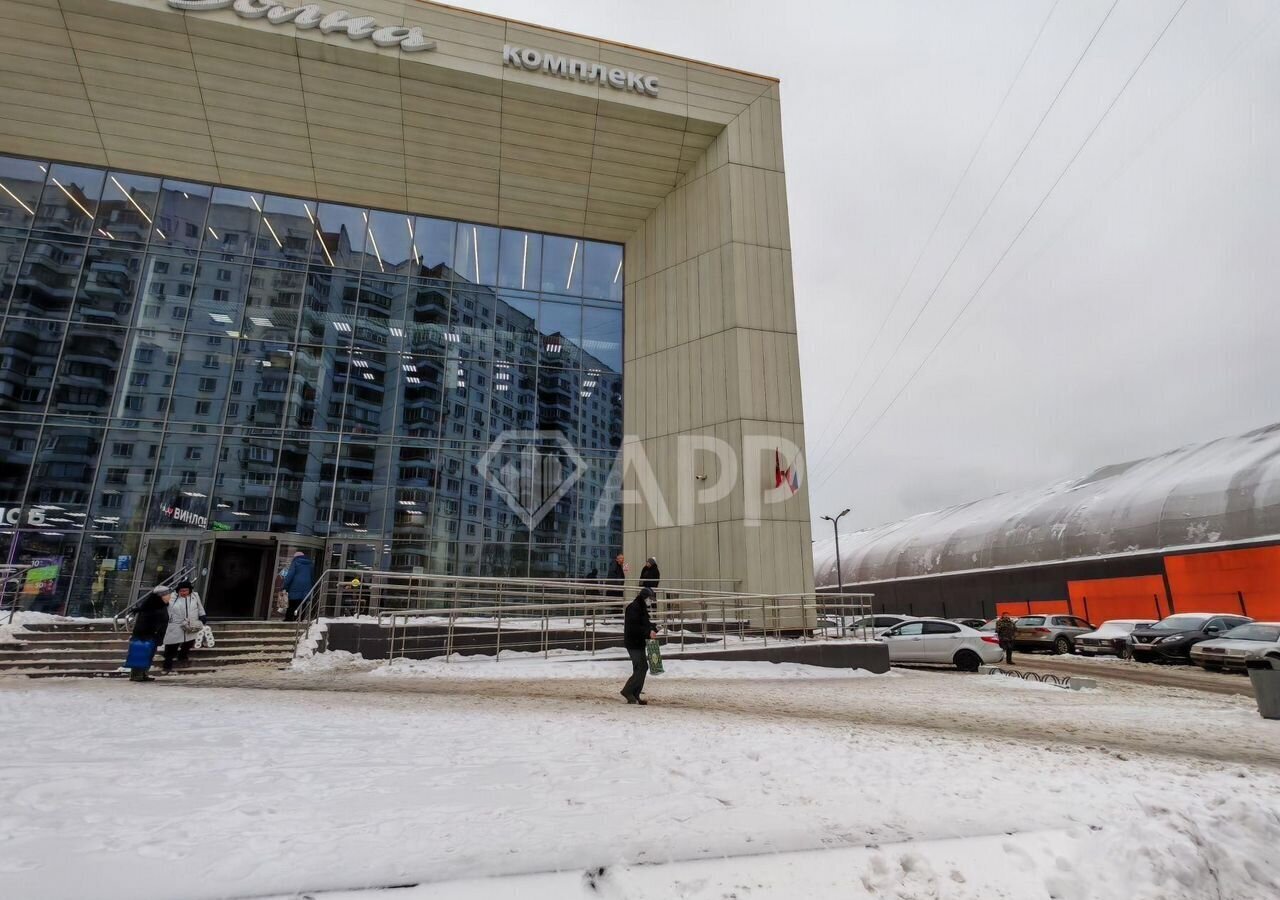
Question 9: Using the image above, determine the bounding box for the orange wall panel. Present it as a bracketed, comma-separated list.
[1067, 576, 1168, 624]
[1164, 547, 1280, 620]
[996, 600, 1072, 618]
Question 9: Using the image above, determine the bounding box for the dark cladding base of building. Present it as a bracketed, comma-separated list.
[321, 621, 890, 672]
[667, 641, 891, 674]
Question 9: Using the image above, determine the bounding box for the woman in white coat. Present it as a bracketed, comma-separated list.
[161, 580, 206, 674]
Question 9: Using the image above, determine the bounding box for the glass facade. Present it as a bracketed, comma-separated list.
[0, 154, 623, 616]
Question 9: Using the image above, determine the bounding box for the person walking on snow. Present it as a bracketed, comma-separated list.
[282, 551, 314, 622]
[996, 612, 1017, 665]
[620, 586, 657, 705]
[161, 581, 206, 674]
[127, 586, 172, 682]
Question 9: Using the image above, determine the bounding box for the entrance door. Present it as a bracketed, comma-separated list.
[206, 543, 269, 619]
[135, 536, 197, 596]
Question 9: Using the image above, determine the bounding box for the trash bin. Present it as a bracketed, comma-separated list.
[1247, 657, 1280, 720]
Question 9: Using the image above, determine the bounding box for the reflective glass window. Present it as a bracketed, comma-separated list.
[0, 156, 46, 231]
[452, 222, 498, 286]
[582, 305, 622, 372]
[153, 180, 212, 251]
[7, 238, 87, 320]
[541, 236, 583, 296]
[0, 155, 623, 590]
[583, 241, 623, 301]
[311, 203, 366, 270]
[365, 210, 414, 277]
[256, 195, 314, 266]
[0, 315, 61, 419]
[49, 324, 126, 418]
[411, 216, 455, 278]
[498, 229, 542, 291]
[73, 243, 144, 327]
[95, 172, 161, 245]
[202, 187, 264, 258]
[34, 164, 105, 240]
[187, 258, 251, 334]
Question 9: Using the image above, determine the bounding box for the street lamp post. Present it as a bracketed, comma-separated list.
[821, 508, 850, 636]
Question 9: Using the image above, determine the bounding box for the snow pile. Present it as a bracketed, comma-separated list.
[290, 649, 377, 674]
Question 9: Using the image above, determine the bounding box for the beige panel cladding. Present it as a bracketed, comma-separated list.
[0, 0, 771, 241]
[0, 0, 808, 599]
[623, 92, 812, 597]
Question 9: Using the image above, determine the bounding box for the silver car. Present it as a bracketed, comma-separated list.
[1074, 619, 1157, 659]
[1189, 622, 1280, 672]
[1013, 614, 1096, 655]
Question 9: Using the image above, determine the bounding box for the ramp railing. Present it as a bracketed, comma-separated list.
[289, 568, 874, 661]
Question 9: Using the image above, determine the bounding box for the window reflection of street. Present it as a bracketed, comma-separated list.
[0, 155, 625, 616]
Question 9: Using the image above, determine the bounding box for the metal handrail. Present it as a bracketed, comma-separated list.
[286, 566, 874, 662]
[111, 565, 198, 631]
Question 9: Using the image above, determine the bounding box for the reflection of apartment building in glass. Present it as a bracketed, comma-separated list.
[1, 0, 811, 618]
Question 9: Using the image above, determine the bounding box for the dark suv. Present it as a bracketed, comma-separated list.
[1129, 613, 1253, 663]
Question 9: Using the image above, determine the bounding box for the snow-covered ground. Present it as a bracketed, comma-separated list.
[1, 662, 1278, 900]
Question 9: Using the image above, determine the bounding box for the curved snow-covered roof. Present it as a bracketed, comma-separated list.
[814, 423, 1280, 588]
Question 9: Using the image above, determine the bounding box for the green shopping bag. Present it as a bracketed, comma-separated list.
[646, 638, 664, 675]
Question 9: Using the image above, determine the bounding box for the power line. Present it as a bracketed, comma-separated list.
[813, 0, 1197, 490]
[806, 0, 1062, 462]
[808, 0, 1121, 476]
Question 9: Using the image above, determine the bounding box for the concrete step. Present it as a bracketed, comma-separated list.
[20, 668, 220, 679]
[22, 629, 299, 643]
[0, 644, 295, 661]
[15, 636, 297, 650]
[0, 653, 291, 673]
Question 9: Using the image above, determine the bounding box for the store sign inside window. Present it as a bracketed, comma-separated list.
[167, 1, 437, 53]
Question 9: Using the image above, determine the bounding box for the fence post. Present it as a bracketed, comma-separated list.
[494, 593, 502, 662]
[1082, 595, 1090, 624]
[1238, 590, 1248, 616]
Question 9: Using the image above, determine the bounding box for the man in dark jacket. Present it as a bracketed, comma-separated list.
[282, 552, 314, 621]
[639, 557, 660, 591]
[128, 586, 172, 682]
[621, 587, 657, 704]
[606, 552, 627, 600]
[996, 613, 1017, 665]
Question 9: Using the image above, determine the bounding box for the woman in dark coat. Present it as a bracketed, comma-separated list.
[639, 557, 660, 591]
[127, 586, 172, 682]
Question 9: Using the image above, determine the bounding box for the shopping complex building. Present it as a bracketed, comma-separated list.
[0, 0, 811, 617]
[814, 423, 1280, 624]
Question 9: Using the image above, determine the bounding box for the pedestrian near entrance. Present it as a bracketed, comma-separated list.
[639, 557, 660, 591]
[996, 612, 1017, 665]
[126, 587, 172, 682]
[161, 581, 206, 674]
[606, 552, 628, 600]
[282, 552, 313, 622]
[621, 587, 658, 705]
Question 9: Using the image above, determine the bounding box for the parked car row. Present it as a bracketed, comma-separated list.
[845, 610, 1280, 674]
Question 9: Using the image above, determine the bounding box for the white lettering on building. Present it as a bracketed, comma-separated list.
[166, 1, 436, 53]
[503, 45, 660, 97]
[164, 506, 209, 529]
[0, 507, 46, 526]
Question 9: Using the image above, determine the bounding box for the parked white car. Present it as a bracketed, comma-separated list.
[877, 618, 1005, 671]
[844, 614, 914, 638]
[1074, 619, 1157, 659]
[1189, 622, 1280, 672]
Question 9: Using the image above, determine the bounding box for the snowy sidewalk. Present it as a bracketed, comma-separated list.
[2, 669, 1279, 900]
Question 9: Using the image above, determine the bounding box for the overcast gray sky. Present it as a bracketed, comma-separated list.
[448, 0, 1280, 535]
